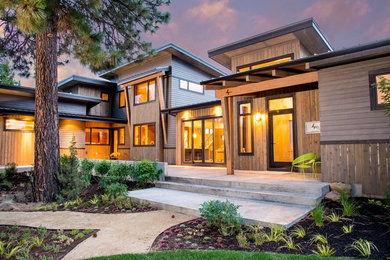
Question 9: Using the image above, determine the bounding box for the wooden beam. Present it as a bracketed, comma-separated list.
[245, 75, 269, 82]
[123, 86, 132, 158]
[204, 84, 223, 90]
[221, 97, 234, 175]
[272, 69, 297, 77]
[216, 71, 318, 98]
[222, 80, 244, 87]
[121, 71, 165, 88]
[156, 76, 168, 145]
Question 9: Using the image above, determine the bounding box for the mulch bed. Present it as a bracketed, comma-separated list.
[151, 198, 390, 259]
[0, 224, 97, 259]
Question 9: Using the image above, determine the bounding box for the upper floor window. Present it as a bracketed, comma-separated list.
[119, 91, 126, 108]
[179, 79, 204, 94]
[238, 101, 253, 155]
[237, 54, 293, 73]
[85, 128, 110, 145]
[119, 128, 125, 145]
[133, 123, 155, 146]
[134, 80, 156, 105]
[101, 92, 109, 102]
[369, 69, 389, 110]
[4, 119, 34, 131]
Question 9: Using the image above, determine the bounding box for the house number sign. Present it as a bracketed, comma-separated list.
[305, 121, 320, 134]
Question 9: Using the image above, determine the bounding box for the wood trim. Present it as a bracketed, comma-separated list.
[222, 97, 235, 174]
[321, 139, 390, 145]
[123, 86, 132, 156]
[133, 122, 156, 147]
[156, 76, 167, 145]
[216, 71, 318, 98]
[237, 100, 254, 156]
[121, 71, 165, 88]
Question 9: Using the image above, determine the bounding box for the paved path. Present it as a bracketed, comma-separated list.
[0, 210, 192, 259]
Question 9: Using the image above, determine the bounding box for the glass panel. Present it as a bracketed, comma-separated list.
[214, 118, 224, 163]
[180, 79, 188, 89]
[273, 113, 294, 162]
[251, 57, 291, 70]
[5, 119, 34, 131]
[269, 97, 293, 111]
[376, 74, 390, 104]
[85, 128, 91, 143]
[148, 80, 156, 101]
[91, 129, 109, 145]
[239, 115, 252, 153]
[183, 121, 192, 162]
[135, 82, 148, 104]
[239, 103, 251, 114]
[141, 125, 148, 145]
[147, 124, 155, 145]
[134, 126, 140, 146]
[119, 91, 126, 107]
[204, 119, 213, 163]
[113, 130, 118, 153]
[188, 82, 203, 93]
[119, 128, 125, 144]
[238, 67, 250, 72]
[101, 92, 109, 101]
[193, 120, 203, 162]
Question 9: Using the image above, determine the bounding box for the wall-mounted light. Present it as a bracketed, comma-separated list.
[255, 112, 262, 122]
[213, 106, 222, 117]
[182, 111, 191, 120]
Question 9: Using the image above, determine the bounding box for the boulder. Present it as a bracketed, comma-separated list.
[330, 182, 352, 194]
[325, 191, 340, 202]
[0, 202, 20, 211]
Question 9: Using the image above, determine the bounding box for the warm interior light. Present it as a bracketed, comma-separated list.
[182, 111, 191, 120]
[255, 112, 262, 121]
[214, 106, 222, 117]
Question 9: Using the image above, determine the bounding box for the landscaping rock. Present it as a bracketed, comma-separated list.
[325, 191, 340, 202]
[330, 182, 351, 194]
[0, 202, 20, 211]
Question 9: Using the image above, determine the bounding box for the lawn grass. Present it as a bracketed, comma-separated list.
[88, 249, 352, 260]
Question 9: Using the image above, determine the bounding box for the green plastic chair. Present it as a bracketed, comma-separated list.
[291, 153, 317, 178]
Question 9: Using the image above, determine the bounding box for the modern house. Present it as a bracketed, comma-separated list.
[0, 18, 389, 197]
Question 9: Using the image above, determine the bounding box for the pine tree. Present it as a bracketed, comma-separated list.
[0, 58, 20, 86]
[0, 0, 170, 202]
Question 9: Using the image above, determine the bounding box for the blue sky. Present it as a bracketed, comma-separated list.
[18, 0, 390, 86]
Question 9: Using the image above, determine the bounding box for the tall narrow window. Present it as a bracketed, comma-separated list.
[238, 102, 253, 154]
[119, 91, 126, 108]
[134, 80, 156, 105]
[119, 128, 125, 145]
[133, 123, 155, 146]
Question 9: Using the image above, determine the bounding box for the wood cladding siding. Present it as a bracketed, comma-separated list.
[231, 39, 301, 73]
[59, 120, 85, 149]
[76, 85, 111, 117]
[164, 148, 176, 165]
[318, 56, 390, 141]
[321, 143, 390, 197]
[170, 56, 217, 108]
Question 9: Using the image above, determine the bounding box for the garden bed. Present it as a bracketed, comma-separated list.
[151, 198, 390, 259]
[0, 224, 97, 259]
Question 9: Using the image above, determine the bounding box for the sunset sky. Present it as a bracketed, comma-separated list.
[17, 0, 390, 86]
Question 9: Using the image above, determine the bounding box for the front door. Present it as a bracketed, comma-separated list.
[268, 97, 295, 168]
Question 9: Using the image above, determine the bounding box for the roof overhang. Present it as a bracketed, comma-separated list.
[58, 75, 116, 90]
[118, 67, 169, 87]
[208, 18, 333, 70]
[161, 100, 221, 116]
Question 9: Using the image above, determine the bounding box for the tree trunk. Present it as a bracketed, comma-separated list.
[33, 22, 60, 202]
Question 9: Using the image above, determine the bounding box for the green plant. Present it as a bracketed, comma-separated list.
[236, 232, 249, 248]
[290, 225, 306, 238]
[0, 232, 7, 239]
[75, 232, 85, 239]
[311, 202, 325, 226]
[94, 160, 111, 176]
[326, 211, 340, 222]
[0, 241, 6, 256]
[342, 224, 353, 234]
[263, 224, 284, 242]
[310, 234, 328, 245]
[0, 162, 16, 188]
[48, 202, 59, 211]
[80, 158, 95, 186]
[248, 225, 263, 233]
[100, 163, 132, 197]
[32, 236, 44, 247]
[43, 244, 53, 252]
[345, 238, 378, 257]
[278, 235, 301, 251]
[342, 200, 358, 217]
[57, 137, 87, 202]
[83, 229, 94, 235]
[37, 226, 48, 239]
[70, 229, 80, 236]
[385, 188, 390, 207]
[52, 245, 61, 253]
[131, 160, 161, 188]
[105, 182, 128, 198]
[101, 194, 111, 206]
[199, 200, 243, 235]
[339, 188, 349, 206]
[312, 243, 336, 257]
[253, 232, 265, 246]
[5, 245, 21, 259]
[89, 195, 100, 206]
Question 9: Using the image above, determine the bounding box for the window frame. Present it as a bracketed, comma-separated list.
[118, 127, 125, 145]
[133, 122, 156, 147]
[119, 91, 126, 108]
[178, 78, 204, 94]
[85, 127, 110, 145]
[236, 53, 294, 73]
[369, 68, 389, 111]
[101, 91, 110, 102]
[237, 100, 254, 156]
[134, 80, 156, 106]
[3, 118, 34, 132]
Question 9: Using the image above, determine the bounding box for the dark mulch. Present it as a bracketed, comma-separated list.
[151, 198, 390, 259]
[0, 224, 97, 259]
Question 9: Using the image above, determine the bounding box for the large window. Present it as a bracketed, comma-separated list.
[4, 119, 34, 131]
[119, 91, 126, 108]
[369, 69, 389, 110]
[133, 123, 155, 146]
[134, 80, 156, 105]
[237, 54, 293, 73]
[85, 128, 110, 145]
[238, 101, 253, 155]
[179, 79, 204, 94]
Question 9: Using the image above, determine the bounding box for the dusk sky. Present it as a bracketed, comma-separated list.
[18, 0, 390, 86]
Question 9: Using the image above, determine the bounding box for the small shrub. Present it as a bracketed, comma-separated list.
[236, 232, 249, 248]
[100, 163, 132, 197]
[253, 232, 265, 246]
[342, 224, 353, 234]
[263, 224, 284, 242]
[94, 160, 111, 176]
[311, 202, 325, 226]
[0, 162, 16, 188]
[80, 158, 94, 185]
[199, 200, 243, 235]
[131, 160, 161, 188]
[343, 200, 358, 217]
[345, 238, 378, 257]
[89, 195, 100, 206]
[290, 225, 306, 239]
[310, 234, 328, 245]
[279, 235, 301, 251]
[312, 244, 336, 257]
[105, 182, 128, 198]
[326, 211, 340, 222]
[70, 229, 79, 236]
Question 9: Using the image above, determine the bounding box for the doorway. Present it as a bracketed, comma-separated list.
[268, 97, 295, 169]
[182, 117, 225, 165]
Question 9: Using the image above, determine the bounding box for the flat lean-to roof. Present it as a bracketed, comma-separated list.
[58, 75, 116, 89]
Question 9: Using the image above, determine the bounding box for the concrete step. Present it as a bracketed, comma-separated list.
[155, 181, 320, 206]
[127, 188, 312, 228]
[165, 176, 329, 196]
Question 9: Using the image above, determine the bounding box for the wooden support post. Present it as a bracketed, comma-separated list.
[156, 76, 168, 145]
[123, 85, 132, 159]
[221, 97, 234, 175]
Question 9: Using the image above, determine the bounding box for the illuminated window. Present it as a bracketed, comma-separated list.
[237, 54, 293, 72]
[134, 80, 156, 105]
[134, 123, 155, 146]
[4, 119, 34, 131]
[101, 92, 109, 102]
[85, 128, 109, 145]
[119, 91, 126, 108]
[119, 128, 125, 145]
[179, 79, 203, 93]
[369, 69, 389, 110]
[269, 97, 293, 111]
[238, 102, 253, 154]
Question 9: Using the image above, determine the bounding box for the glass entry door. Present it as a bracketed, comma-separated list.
[182, 117, 224, 165]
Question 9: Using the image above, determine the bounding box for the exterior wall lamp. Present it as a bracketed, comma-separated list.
[255, 112, 262, 122]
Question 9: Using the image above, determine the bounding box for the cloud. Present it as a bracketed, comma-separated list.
[365, 16, 390, 40]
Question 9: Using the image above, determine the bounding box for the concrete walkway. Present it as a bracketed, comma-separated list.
[0, 210, 192, 259]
